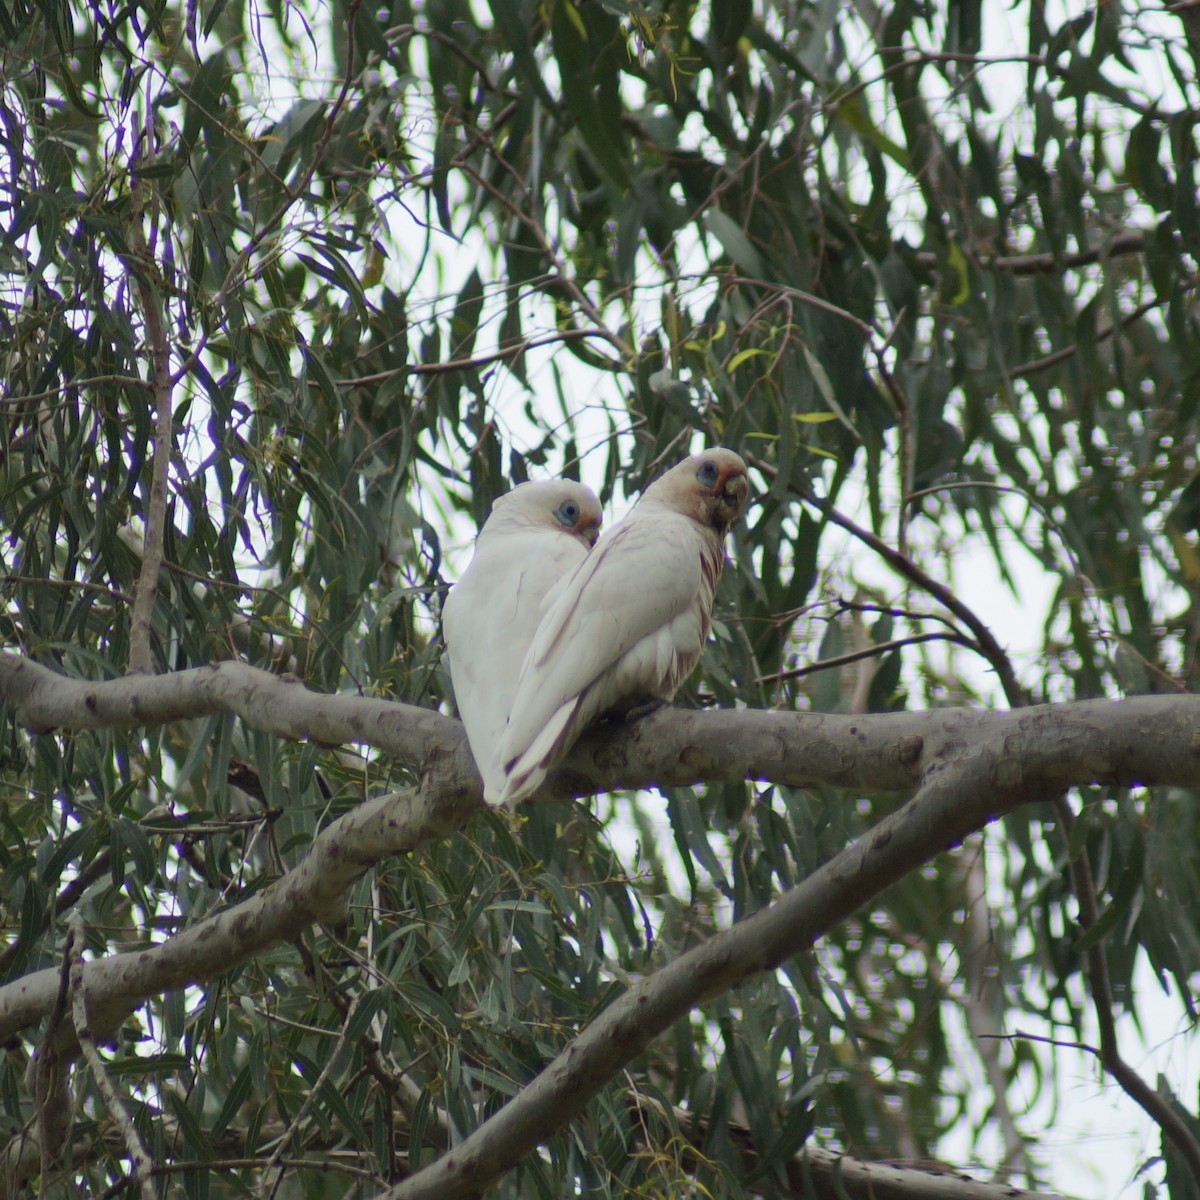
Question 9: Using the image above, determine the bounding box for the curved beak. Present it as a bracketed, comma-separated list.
[719, 468, 749, 513]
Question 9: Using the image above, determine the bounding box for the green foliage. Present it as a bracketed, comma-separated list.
[2, 0, 1200, 1195]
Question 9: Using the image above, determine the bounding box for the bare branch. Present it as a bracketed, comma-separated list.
[68, 916, 156, 1200]
[385, 762, 1066, 1200]
[0, 773, 481, 1047]
[123, 210, 175, 677]
[746, 456, 1027, 708]
[628, 1091, 1070, 1200]
[1008, 294, 1174, 380]
[259, 992, 366, 1197]
[1055, 796, 1200, 1188]
[6, 649, 1200, 1192]
[340, 327, 625, 385]
[5, 651, 1200, 807]
[756, 631, 973, 685]
[0, 652, 459, 762]
[0, 849, 112, 977]
[725, 276, 876, 340]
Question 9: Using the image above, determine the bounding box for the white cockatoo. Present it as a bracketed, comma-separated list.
[443, 480, 603, 801]
[495, 447, 750, 807]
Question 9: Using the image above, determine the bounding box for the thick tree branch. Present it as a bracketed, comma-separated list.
[5, 650, 1200, 1089]
[4, 652, 1200, 805]
[0, 652, 460, 763]
[0, 767, 477, 1046]
[385, 759, 1069, 1200]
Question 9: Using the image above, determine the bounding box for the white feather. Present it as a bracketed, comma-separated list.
[496, 448, 749, 807]
[442, 480, 601, 802]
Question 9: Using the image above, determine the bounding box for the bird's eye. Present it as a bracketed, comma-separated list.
[556, 500, 581, 525]
[696, 460, 720, 488]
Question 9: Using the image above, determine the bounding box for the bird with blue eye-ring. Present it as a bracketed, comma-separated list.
[555, 498, 583, 527]
[496, 447, 750, 807]
[443, 479, 603, 801]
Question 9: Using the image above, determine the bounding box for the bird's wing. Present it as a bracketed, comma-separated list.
[444, 527, 589, 797]
[497, 511, 707, 775]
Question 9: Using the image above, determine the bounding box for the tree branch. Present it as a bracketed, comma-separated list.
[4, 651, 1200, 806]
[6, 650, 1200, 1073]
[68, 916, 156, 1200]
[627, 1090, 1070, 1200]
[914, 229, 1151, 277]
[1008, 294, 1173, 380]
[0, 651, 459, 762]
[0, 768, 479, 1046]
[0, 925, 78, 1200]
[0, 848, 112, 977]
[123, 211, 175, 677]
[746, 457, 1027, 708]
[1055, 796, 1200, 1188]
[385, 762, 1068, 1200]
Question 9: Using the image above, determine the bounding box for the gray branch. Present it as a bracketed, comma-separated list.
[5, 651, 1193, 805]
[628, 1091, 1071, 1200]
[0, 766, 477, 1046]
[3, 650, 1200, 1196]
[383, 751, 1071, 1200]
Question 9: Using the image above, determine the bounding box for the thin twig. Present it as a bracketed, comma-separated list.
[915, 229, 1151, 277]
[832, 596, 968, 633]
[338, 327, 618, 384]
[1008, 295, 1168, 379]
[452, 157, 631, 366]
[724, 276, 876, 339]
[1053, 796, 1200, 1189]
[747, 454, 1027, 707]
[124, 203, 175, 677]
[96, 1154, 383, 1199]
[68, 915, 156, 1200]
[0, 850, 113, 977]
[0, 576, 133, 603]
[0, 375, 154, 406]
[756, 631, 973, 685]
[259, 994, 363, 1198]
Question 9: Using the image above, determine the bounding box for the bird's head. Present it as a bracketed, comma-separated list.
[489, 480, 603, 546]
[551, 488, 603, 546]
[648, 447, 750, 534]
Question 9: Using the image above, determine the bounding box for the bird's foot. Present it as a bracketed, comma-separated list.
[620, 696, 667, 723]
